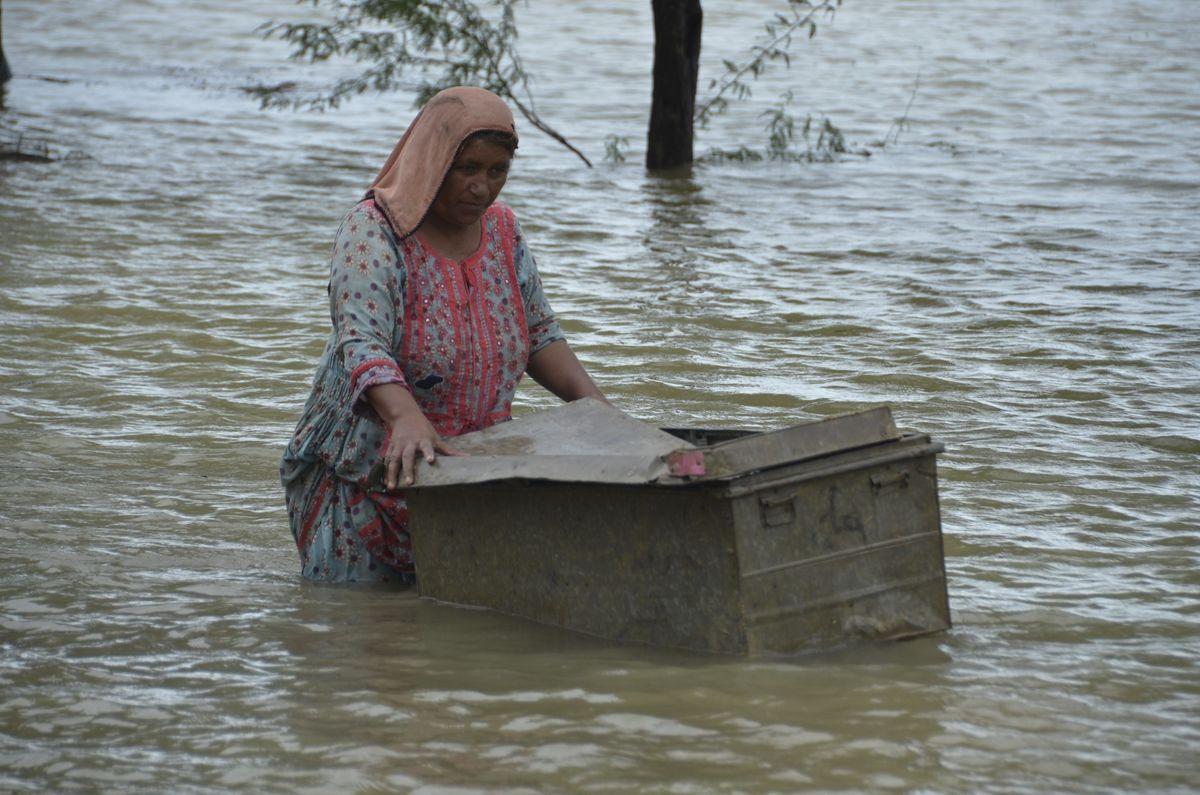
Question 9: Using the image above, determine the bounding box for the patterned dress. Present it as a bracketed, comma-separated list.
[280, 199, 564, 583]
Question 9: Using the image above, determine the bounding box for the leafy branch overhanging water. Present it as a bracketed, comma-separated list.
[252, 0, 859, 167]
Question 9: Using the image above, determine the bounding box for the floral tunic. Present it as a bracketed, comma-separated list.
[280, 199, 564, 582]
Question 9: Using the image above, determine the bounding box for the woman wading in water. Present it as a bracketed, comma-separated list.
[281, 87, 605, 583]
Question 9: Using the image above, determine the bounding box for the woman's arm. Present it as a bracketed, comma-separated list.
[330, 203, 460, 487]
[526, 339, 607, 403]
[510, 214, 606, 404]
[329, 203, 408, 408]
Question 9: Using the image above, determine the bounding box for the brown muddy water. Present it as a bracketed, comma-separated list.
[1, 0, 1198, 791]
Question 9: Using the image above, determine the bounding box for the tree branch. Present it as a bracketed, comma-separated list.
[458, 25, 593, 166]
[254, 0, 592, 167]
[695, 0, 839, 125]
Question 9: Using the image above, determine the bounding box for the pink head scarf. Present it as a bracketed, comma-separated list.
[367, 86, 518, 238]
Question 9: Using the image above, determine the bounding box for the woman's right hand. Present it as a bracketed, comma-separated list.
[382, 411, 461, 489]
[366, 382, 461, 489]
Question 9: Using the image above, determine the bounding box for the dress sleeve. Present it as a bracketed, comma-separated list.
[327, 203, 409, 410]
[512, 218, 567, 355]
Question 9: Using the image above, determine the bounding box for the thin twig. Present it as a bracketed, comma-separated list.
[460, 26, 593, 167]
[885, 67, 921, 146]
[695, 1, 836, 123]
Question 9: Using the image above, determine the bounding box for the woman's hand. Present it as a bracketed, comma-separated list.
[382, 411, 460, 489]
[366, 383, 461, 489]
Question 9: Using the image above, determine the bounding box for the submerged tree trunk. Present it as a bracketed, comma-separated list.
[646, 0, 702, 170]
[0, 0, 11, 86]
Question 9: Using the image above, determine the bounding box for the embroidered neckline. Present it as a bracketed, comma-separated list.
[412, 207, 494, 266]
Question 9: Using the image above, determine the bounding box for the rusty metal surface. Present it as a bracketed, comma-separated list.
[408, 483, 748, 653]
[692, 405, 901, 480]
[398, 400, 902, 489]
[730, 439, 950, 654]
[405, 402, 950, 656]
[394, 398, 691, 488]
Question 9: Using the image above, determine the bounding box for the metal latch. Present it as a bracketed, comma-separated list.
[759, 491, 796, 527]
[870, 470, 909, 492]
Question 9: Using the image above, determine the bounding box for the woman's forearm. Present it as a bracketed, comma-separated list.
[526, 339, 606, 403]
[365, 382, 425, 424]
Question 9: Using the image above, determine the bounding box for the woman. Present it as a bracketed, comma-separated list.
[280, 86, 605, 583]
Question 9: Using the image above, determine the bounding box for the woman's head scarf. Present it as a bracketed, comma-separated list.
[367, 86, 518, 238]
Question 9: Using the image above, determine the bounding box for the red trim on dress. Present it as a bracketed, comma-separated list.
[297, 477, 331, 553]
[349, 358, 404, 392]
[501, 208, 532, 367]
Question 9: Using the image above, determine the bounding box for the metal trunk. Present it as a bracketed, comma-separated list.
[397, 400, 950, 655]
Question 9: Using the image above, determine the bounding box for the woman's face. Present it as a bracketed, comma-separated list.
[429, 138, 513, 229]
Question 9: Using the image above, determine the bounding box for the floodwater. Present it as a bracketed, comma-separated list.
[2, 0, 1198, 791]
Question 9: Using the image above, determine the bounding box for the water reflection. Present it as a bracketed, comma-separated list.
[273, 587, 961, 790]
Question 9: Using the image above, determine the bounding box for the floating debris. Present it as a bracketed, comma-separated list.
[23, 74, 72, 84]
[0, 129, 86, 163]
[0, 131, 51, 162]
[240, 80, 298, 100]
